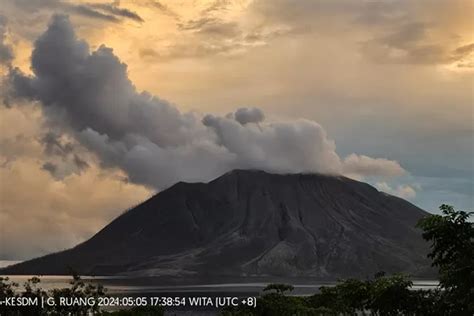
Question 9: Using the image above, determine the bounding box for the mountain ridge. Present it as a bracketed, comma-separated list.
[1, 169, 434, 280]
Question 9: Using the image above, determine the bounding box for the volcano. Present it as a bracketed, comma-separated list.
[1, 170, 433, 279]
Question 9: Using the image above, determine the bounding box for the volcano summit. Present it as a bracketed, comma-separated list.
[1, 170, 433, 280]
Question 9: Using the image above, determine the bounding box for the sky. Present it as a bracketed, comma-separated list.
[0, 0, 472, 261]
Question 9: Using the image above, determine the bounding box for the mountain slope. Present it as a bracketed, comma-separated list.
[1, 170, 433, 279]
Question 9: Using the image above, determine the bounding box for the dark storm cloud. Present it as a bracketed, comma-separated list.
[69, 2, 143, 23]
[72, 5, 119, 22]
[88, 3, 144, 23]
[9, 15, 407, 189]
[8, 0, 143, 23]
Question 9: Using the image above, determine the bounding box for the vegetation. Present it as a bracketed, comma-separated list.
[417, 204, 474, 314]
[223, 274, 435, 315]
[0, 273, 106, 315]
[262, 283, 294, 295]
[1, 204, 472, 315]
[0, 274, 164, 315]
[224, 204, 473, 315]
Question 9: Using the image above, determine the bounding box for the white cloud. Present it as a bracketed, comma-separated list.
[342, 154, 406, 179]
[376, 181, 417, 200]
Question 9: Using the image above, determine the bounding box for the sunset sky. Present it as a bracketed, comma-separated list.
[0, 0, 473, 261]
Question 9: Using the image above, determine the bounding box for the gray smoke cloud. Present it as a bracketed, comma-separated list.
[37, 131, 90, 179]
[8, 15, 406, 189]
[234, 107, 265, 125]
[0, 15, 13, 66]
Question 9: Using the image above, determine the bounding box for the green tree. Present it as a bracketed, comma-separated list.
[262, 283, 294, 295]
[306, 274, 416, 315]
[306, 278, 369, 315]
[367, 274, 413, 315]
[417, 204, 474, 314]
[0, 274, 107, 316]
[223, 283, 322, 316]
[48, 273, 106, 315]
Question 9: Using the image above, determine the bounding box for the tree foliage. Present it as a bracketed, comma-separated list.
[225, 204, 473, 316]
[0, 274, 106, 315]
[0, 275, 165, 315]
[417, 204, 474, 314]
[262, 283, 294, 295]
[307, 274, 425, 316]
[1, 204, 471, 315]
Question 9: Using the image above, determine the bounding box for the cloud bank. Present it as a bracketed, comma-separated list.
[8, 15, 407, 190]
